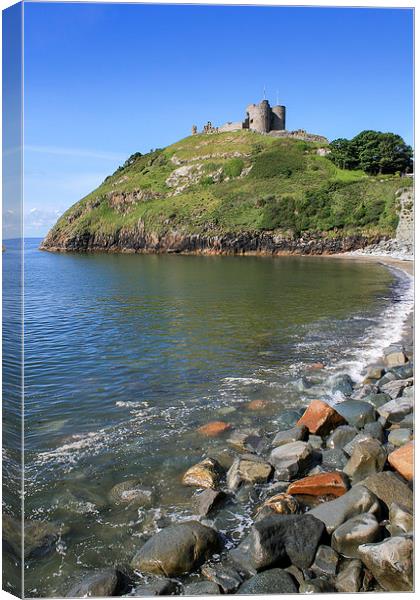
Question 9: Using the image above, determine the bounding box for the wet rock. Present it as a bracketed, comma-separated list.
[363, 421, 384, 442]
[197, 421, 232, 437]
[388, 440, 413, 481]
[287, 471, 349, 498]
[237, 513, 325, 571]
[387, 502, 413, 535]
[365, 366, 385, 380]
[299, 577, 335, 593]
[272, 425, 308, 448]
[218, 406, 236, 416]
[358, 536, 413, 591]
[380, 378, 413, 400]
[297, 400, 346, 436]
[226, 455, 273, 490]
[326, 425, 358, 450]
[384, 348, 408, 368]
[388, 428, 412, 447]
[359, 471, 413, 513]
[24, 519, 66, 559]
[377, 371, 397, 387]
[183, 581, 220, 595]
[246, 399, 270, 411]
[131, 521, 220, 576]
[237, 569, 298, 594]
[182, 457, 224, 489]
[321, 448, 348, 470]
[308, 434, 323, 449]
[276, 409, 304, 430]
[311, 545, 339, 577]
[352, 383, 378, 399]
[390, 363, 413, 380]
[308, 361, 325, 371]
[335, 559, 363, 593]
[257, 493, 299, 517]
[332, 373, 354, 396]
[109, 480, 153, 506]
[269, 441, 315, 481]
[284, 565, 306, 586]
[377, 395, 413, 423]
[343, 433, 373, 456]
[308, 485, 381, 534]
[343, 438, 387, 483]
[227, 428, 260, 452]
[334, 400, 376, 429]
[133, 578, 180, 596]
[67, 568, 129, 597]
[363, 392, 391, 409]
[331, 513, 381, 558]
[201, 563, 242, 593]
[399, 412, 414, 428]
[195, 489, 227, 517]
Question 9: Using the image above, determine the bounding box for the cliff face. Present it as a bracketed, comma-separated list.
[41, 131, 410, 255]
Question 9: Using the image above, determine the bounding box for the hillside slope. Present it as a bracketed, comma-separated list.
[41, 131, 411, 254]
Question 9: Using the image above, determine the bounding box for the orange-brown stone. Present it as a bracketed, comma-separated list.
[246, 399, 270, 411]
[287, 471, 349, 498]
[388, 441, 414, 481]
[297, 399, 346, 436]
[308, 362, 326, 371]
[197, 421, 232, 437]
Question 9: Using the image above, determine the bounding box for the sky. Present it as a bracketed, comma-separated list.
[17, 2, 414, 237]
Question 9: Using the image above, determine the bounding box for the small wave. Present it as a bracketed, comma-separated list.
[223, 377, 266, 385]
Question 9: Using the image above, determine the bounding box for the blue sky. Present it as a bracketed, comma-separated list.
[22, 2, 413, 237]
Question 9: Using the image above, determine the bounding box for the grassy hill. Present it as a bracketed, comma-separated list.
[41, 131, 411, 252]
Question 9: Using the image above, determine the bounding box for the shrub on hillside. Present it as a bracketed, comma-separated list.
[251, 147, 305, 179]
[223, 158, 244, 178]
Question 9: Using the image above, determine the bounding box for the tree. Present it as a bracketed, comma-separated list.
[329, 130, 412, 175]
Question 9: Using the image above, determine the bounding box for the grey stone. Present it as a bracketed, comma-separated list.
[377, 371, 397, 387]
[109, 480, 153, 506]
[237, 569, 298, 594]
[308, 485, 381, 534]
[133, 579, 180, 596]
[386, 502, 413, 536]
[321, 448, 348, 470]
[299, 578, 335, 593]
[363, 421, 384, 442]
[67, 569, 128, 597]
[233, 513, 325, 571]
[131, 521, 220, 576]
[390, 363, 413, 380]
[384, 348, 408, 368]
[380, 378, 413, 400]
[311, 545, 339, 577]
[227, 428, 261, 452]
[352, 384, 378, 400]
[399, 412, 414, 428]
[334, 400, 377, 429]
[226, 455, 273, 491]
[365, 366, 385, 380]
[332, 374, 354, 396]
[358, 471, 413, 513]
[308, 434, 323, 449]
[331, 513, 381, 558]
[343, 433, 374, 456]
[377, 395, 413, 423]
[335, 559, 363, 593]
[183, 581, 220, 595]
[201, 563, 242, 593]
[272, 425, 308, 448]
[276, 409, 304, 430]
[269, 441, 315, 481]
[358, 536, 413, 591]
[195, 489, 227, 517]
[363, 392, 391, 409]
[388, 428, 412, 447]
[343, 438, 387, 483]
[326, 425, 358, 450]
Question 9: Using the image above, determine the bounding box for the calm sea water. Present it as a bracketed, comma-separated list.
[3, 238, 413, 596]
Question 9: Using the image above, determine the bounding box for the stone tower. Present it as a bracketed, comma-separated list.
[271, 105, 286, 131]
[246, 99, 286, 133]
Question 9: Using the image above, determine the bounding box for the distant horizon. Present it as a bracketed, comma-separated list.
[5, 3, 414, 238]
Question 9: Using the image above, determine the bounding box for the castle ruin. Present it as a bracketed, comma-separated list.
[193, 99, 328, 144]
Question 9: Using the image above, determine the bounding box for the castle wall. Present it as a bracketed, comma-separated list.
[218, 121, 245, 133]
[271, 105, 286, 131]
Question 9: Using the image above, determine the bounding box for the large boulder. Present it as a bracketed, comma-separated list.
[131, 521, 220, 576]
[269, 441, 315, 481]
[237, 569, 298, 594]
[287, 471, 349, 498]
[182, 457, 224, 489]
[201, 563, 243, 593]
[343, 438, 387, 483]
[308, 485, 381, 534]
[388, 441, 413, 481]
[377, 396, 413, 423]
[331, 513, 381, 558]
[311, 545, 339, 577]
[67, 569, 129, 597]
[232, 513, 325, 571]
[194, 489, 227, 517]
[380, 378, 413, 400]
[132, 578, 180, 596]
[387, 503, 413, 536]
[271, 425, 308, 448]
[334, 400, 376, 429]
[358, 536, 413, 591]
[226, 455, 273, 490]
[384, 348, 408, 368]
[359, 471, 413, 513]
[326, 425, 358, 450]
[183, 581, 220, 595]
[363, 392, 391, 409]
[388, 428, 412, 447]
[335, 559, 363, 593]
[297, 400, 346, 436]
[331, 374, 354, 396]
[109, 480, 153, 506]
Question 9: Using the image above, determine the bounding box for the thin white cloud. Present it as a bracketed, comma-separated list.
[25, 145, 125, 162]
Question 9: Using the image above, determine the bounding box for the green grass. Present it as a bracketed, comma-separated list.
[46, 130, 412, 244]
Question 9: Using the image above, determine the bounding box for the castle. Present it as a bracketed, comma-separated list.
[192, 99, 328, 144]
